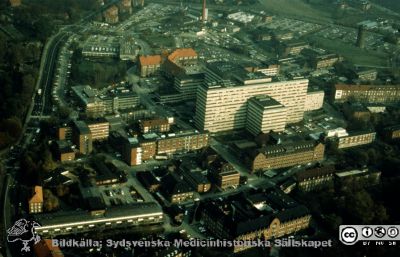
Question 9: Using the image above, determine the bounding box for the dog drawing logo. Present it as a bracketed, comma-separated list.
[7, 219, 41, 252]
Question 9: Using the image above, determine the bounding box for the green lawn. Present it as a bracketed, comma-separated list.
[258, 0, 333, 23]
[309, 36, 388, 67]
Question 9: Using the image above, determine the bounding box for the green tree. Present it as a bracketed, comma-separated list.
[345, 190, 375, 224]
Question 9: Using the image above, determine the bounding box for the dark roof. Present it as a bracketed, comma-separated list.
[94, 162, 119, 182]
[276, 205, 309, 223]
[137, 172, 160, 187]
[296, 165, 336, 182]
[384, 124, 400, 132]
[73, 120, 90, 134]
[162, 173, 193, 195]
[35, 202, 162, 227]
[86, 197, 106, 211]
[202, 193, 310, 237]
[182, 170, 209, 185]
[249, 140, 321, 158]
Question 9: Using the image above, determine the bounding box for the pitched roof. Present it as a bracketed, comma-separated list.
[29, 186, 43, 204]
[162, 173, 193, 195]
[139, 55, 162, 66]
[141, 118, 169, 127]
[168, 48, 197, 63]
[296, 165, 336, 182]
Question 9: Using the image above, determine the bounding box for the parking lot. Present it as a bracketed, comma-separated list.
[99, 183, 145, 207]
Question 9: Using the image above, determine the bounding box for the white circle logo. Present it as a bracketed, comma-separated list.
[362, 227, 373, 238]
[387, 227, 399, 238]
[340, 227, 358, 245]
[374, 227, 386, 238]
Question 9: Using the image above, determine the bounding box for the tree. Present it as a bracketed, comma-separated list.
[373, 204, 389, 224]
[2, 117, 22, 139]
[56, 185, 70, 197]
[345, 190, 375, 224]
[42, 149, 58, 172]
[43, 189, 60, 212]
[325, 213, 343, 232]
[22, 74, 35, 100]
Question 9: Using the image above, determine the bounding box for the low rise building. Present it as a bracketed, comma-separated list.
[383, 125, 400, 141]
[57, 125, 72, 141]
[244, 63, 280, 77]
[137, 172, 161, 193]
[296, 165, 335, 192]
[162, 174, 195, 203]
[71, 85, 106, 118]
[334, 84, 400, 104]
[72, 85, 139, 117]
[119, 37, 139, 61]
[209, 159, 240, 190]
[139, 55, 162, 77]
[282, 41, 309, 56]
[93, 161, 126, 186]
[335, 131, 376, 149]
[201, 190, 311, 253]
[156, 130, 209, 155]
[54, 140, 75, 162]
[247, 141, 325, 172]
[356, 69, 377, 82]
[100, 86, 139, 113]
[34, 203, 164, 236]
[335, 168, 381, 188]
[29, 186, 43, 214]
[140, 118, 173, 134]
[312, 54, 342, 69]
[179, 161, 210, 193]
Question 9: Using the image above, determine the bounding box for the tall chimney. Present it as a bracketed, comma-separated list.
[202, 0, 207, 23]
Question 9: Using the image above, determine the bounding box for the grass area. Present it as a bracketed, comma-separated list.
[309, 36, 388, 67]
[258, 0, 333, 23]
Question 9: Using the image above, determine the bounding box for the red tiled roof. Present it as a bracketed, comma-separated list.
[139, 55, 162, 66]
[168, 48, 197, 63]
[29, 186, 43, 204]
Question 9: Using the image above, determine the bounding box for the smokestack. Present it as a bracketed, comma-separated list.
[356, 25, 366, 48]
[202, 0, 207, 23]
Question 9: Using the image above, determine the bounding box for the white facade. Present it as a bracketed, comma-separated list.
[304, 91, 324, 111]
[195, 79, 308, 133]
[246, 95, 287, 136]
